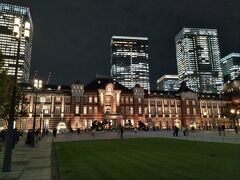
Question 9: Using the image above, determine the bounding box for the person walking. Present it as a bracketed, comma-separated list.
[53, 128, 57, 137]
[12, 128, 19, 150]
[175, 126, 179, 137]
[120, 127, 124, 139]
[77, 128, 80, 135]
[218, 126, 221, 136]
[221, 125, 225, 136]
[134, 127, 137, 134]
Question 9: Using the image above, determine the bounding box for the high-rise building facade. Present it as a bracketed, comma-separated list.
[221, 53, 240, 82]
[110, 36, 150, 90]
[157, 75, 180, 91]
[175, 28, 223, 93]
[0, 3, 33, 83]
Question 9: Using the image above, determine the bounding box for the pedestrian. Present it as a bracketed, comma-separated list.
[42, 128, 46, 137]
[77, 128, 80, 135]
[235, 126, 238, 133]
[218, 126, 221, 136]
[185, 127, 189, 136]
[25, 129, 32, 145]
[12, 128, 19, 150]
[175, 126, 179, 136]
[53, 128, 57, 137]
[134, 127, 137, 134]
[120, 127, 124, 139]
[35, 128, 41, 143]
[183, 127, 186, 136]
[221, 125, 225, 136]
[46, 129, 49, 136]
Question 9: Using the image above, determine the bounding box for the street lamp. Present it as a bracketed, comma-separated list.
[231, 108, 239, 133]
[40, 96, 46, 137]
[2, 17, 30, 172]
[31, 79, 42, 147]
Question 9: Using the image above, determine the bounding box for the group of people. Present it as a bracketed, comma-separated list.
[25, 128, 49, 145]
[218, 125, 226, 136]
[0, 128, 23, 150]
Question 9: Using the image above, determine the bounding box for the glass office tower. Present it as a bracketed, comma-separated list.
[221, 53, 240, 82]
[175, 28, 223, 93]
[110, 36, 150, 90]
[0, 3, 33, 83]
[157, 75, 180, 91]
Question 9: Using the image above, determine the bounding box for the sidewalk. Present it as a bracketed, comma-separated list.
[0, 136, 52, 180]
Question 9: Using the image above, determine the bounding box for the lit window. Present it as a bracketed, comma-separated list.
[56, 97, 61, 102]
[75, 106, 79, 114]
[89, 96, 92, 103]
[138, 98, 141, 103]
[94, 106, 98, 114]
[193, 108, 196, 115]
[83, 106, 87, 114]
[139, 107, 142, 114]
[55, 106, 61, 115]
[130, 107, 133, 115]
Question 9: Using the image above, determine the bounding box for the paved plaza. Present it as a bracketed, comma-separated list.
[0, 137, 52, 180]
[0, 129, 239, 180]
[54, 129, 240, 144]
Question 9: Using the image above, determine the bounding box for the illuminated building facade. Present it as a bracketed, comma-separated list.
[110, 36, 150, 90]
[175, 28, 223, 93]
[15, 77, 233, 131]
[0, 3, 33, 83]
[221, 53, 240, 82]
[157, 75, 180, 91]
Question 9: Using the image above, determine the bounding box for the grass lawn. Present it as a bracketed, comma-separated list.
[55, 138, 240, 180]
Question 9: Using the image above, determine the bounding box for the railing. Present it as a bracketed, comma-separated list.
[51, 140, 59, 180]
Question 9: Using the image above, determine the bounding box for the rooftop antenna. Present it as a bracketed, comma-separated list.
[33, 70, 38, 79]
[47, 72, 51, 84]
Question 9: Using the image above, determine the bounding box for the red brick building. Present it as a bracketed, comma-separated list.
[16, 77, 232, 131]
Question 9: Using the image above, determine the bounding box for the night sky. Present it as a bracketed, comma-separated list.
[2, 0, 240, 88]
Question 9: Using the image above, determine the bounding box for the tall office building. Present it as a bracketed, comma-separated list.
[175, 28, 223, 93]
[157, 75, 180, 91]
[221, 53, 240, 82]
[110, 36, 150, 90]
[0, 3, 33, 83]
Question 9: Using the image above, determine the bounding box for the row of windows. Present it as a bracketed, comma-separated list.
[75, 106, 98, 115]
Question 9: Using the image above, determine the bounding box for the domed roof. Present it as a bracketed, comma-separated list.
[223, 76, 240, 93]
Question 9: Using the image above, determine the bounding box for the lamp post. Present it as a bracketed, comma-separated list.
[2, 18, 30, 172]
[40, 96, 46, 137]
[231, 108, 239, 133]
[31, 79, 42, 147]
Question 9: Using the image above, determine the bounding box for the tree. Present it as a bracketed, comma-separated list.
[0, 50, 25, 129]
[0, 51, 12, 128]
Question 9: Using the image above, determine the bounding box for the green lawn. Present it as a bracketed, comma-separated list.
[55, 138, 240, 180]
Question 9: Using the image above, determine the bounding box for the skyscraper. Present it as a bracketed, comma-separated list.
[110, 36, 150, 90]
[175, 28, 223, 93]
[221, 53, 240, 82]
[0, 3, 33, 83]
[157, 75, 180, 91]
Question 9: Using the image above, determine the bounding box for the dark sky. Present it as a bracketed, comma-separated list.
[3, 0, 240, 88]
